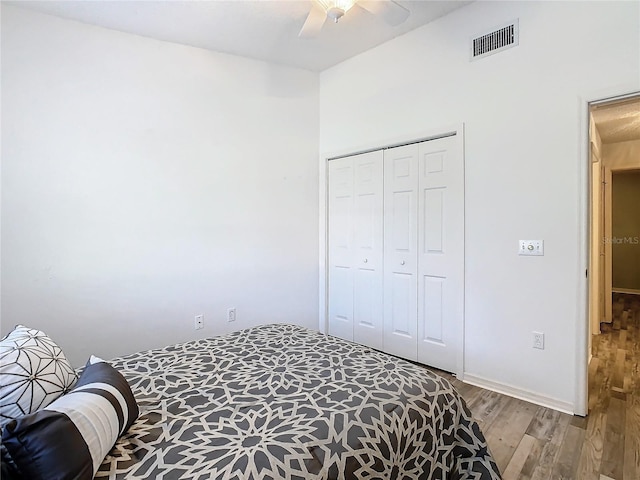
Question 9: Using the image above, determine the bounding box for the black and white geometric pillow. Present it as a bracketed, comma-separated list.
[0, 325, 78, 427]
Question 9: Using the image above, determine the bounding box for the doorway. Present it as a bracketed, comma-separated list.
[587, 94, 640, 412]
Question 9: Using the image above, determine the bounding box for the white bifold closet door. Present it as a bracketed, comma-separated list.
[383, 135, 462, 372]
[383, 144, 420, 360]
[327, 150, 384, 350]
[328, 134, 462, 373]
[415, 135, 463, 373]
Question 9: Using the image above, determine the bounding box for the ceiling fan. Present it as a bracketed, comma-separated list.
[299, 0, 411, 38]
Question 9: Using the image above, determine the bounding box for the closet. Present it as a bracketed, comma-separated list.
[327, 134, 463, 373]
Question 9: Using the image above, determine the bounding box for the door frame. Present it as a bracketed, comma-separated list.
[588, 142, 603, 344]
[318, 123, 465, 378]
[577, 88, 640, 417]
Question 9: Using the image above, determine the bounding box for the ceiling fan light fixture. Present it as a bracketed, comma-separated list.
[300, 0, 410, 38]
[326, 7, 345, 23]
[316, 0, 356, 22]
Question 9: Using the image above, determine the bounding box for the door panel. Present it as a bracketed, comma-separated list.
[353, 151, 384, 350]
[392, 192, 413, 250]
[422, 275, 445, 343]
[330, 196, 352, 260]
[355, 193, 376, 249]
[328, 158, 355, 341]
[354, 269, 376, 327]
[328, 151, 383, 348]
[417, 135, 463, 372]
[384, 144, 419, 360]
[328, 265, 353, 341]
[423, 188, 445, 254]
[391, 272, 414, 336]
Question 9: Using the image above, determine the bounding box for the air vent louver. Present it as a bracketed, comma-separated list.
[471, 20, 519, 60]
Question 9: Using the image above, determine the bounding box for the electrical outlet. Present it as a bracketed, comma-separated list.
[227, 308, 236, 323]
[194, 314, 204, 330]
[519, 240, 544, 256]
[533, 331, 544, 349]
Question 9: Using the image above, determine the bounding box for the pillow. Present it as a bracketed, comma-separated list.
[1, 356, 139, 480]
[0, 325, 78, 426]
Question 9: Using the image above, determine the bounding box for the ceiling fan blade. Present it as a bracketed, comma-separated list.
[358, 0, 410, 26]
[299, 2, 327, 38]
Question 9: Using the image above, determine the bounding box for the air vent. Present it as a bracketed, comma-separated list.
[471, 20, 519, 60]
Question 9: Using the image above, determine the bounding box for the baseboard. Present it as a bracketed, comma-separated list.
[461, 373, 575, 415]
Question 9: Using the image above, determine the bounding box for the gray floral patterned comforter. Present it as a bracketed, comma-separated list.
[97, 324, 501, 479]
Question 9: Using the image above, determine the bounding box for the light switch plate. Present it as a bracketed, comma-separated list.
[519, 240, 544, 256]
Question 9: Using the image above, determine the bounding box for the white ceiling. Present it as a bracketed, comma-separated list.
[592, 98, 640, 144]
[8, 0, 473, 72]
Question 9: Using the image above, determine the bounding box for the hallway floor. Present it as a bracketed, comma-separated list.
[438, 292, 639, 479]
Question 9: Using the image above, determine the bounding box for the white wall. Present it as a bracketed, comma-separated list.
[319, 1, 639, 412]
[1, 6, 320, 366]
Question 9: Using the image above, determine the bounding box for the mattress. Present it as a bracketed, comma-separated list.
[97, 324, 501, 479]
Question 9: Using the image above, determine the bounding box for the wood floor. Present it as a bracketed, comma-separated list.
[438, 293, 640, 480]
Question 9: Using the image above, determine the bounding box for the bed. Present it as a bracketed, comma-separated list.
[87, 323, 501, 479]
[1, 323, 500, 479]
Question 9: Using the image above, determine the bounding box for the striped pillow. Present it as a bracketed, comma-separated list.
[1, 356, 138, 480]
